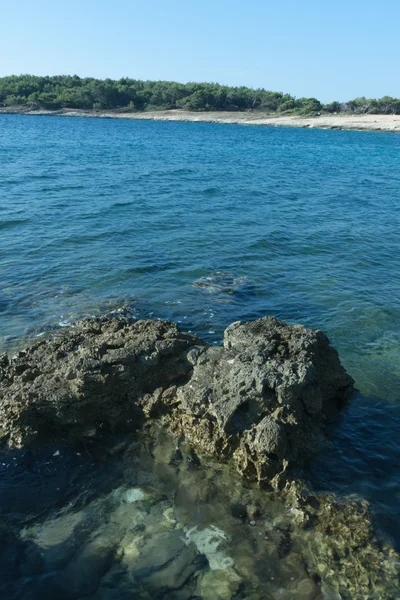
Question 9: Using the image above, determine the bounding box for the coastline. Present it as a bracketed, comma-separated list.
[2, 106, 400, 133]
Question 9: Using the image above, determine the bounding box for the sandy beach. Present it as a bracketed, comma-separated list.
[2, 107, 400, 132]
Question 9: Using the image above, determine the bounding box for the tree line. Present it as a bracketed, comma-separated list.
[1, 75, 400, 115]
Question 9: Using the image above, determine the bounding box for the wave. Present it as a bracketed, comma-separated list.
[101, 201, 135, 216]
[0, 219, 30, 230]
[111, 201, 134, 208]
[57, 184, 85, 191]
[201, 187, 220, 195]
[62, 230, 118, 245]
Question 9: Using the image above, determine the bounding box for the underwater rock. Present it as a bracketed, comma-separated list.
[170, 316, 353, 485]
[283, 481, 400, 600]
[184, 524, 234, 570]
[2, 421, 399, 600]
[126, 530, 201, 588]
[0, 317, 206, 448]
[21, 509, 96, 571]
[200, 568, 242, 600]
[54, 534, 119, 598]
[0, 521, 43, 582]
[192, 271, 254, 303]
[0, 521, 44, 600]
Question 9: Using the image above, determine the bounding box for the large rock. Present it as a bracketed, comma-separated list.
[0, 316, 353, 485]
[169, 317, 353, 485]
[0, 317, 206, 448]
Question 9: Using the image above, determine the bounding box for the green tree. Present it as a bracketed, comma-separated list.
[325, 101, 342, 113]
[1, 74, 399, 116]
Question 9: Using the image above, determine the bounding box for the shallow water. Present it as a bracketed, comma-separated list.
[1, 115, 400, 597]
[0, 428, 367, 600]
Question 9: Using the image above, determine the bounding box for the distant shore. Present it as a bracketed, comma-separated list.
[2, 106, 400, 133]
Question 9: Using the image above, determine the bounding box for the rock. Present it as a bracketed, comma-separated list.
[0, 315, 353, 487]
[0, 521, 43, 582]
[192, 271, 254, 303]
[120, 529, 205, 597]
[200, 568, 242, 599]
[54, 534, 118, 599]
[184, 524, 234, 570]
[22, 509, 91, 571]
[138, 541, 201, 592]
[0, 317, 206, 448]
[0, 352, 8, 374]
[122, 530, 186, 573]
[283, 481, 400, 600]
[170, 317, 353, 485]
[295, 579, 322, 600]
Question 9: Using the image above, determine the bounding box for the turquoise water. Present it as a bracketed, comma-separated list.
[1, 115, 400, 577]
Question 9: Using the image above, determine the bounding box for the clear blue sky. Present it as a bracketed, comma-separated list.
[1, 0, 399, 102]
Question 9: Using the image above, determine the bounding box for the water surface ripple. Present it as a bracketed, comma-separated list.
[1, 114, 400, 549]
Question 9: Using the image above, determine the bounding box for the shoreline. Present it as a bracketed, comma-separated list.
[2, 106, 400, 132]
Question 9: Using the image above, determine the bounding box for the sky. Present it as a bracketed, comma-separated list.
[1, 0, 399, 102]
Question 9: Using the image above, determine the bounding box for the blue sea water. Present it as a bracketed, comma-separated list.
[1, 115, 400, 548]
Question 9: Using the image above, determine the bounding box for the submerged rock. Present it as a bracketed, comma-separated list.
[192, 271, 254, 303]
[2, 423, 399, 600]
[184, 524, 234, 570]
[0, 521, 43, 582]
[55, 534, 119, 598]
[200, 568, 242, 600]
[283, 481, 400, 600]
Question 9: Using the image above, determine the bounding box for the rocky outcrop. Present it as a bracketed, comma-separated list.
[0, 317, 206, 448]
[168, 317, 353, 485]
[0, 316, 353, 484]
[2, 315, 399, 600]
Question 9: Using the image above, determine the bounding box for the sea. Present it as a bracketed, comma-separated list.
[1, 114, 400, 599]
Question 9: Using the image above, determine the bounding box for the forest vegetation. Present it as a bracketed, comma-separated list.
[1, 75, 400, 115]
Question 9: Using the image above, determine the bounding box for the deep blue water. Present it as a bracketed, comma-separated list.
[1, 114, 400, 546]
